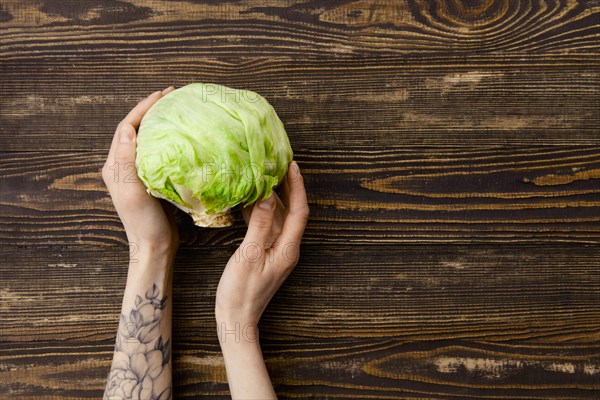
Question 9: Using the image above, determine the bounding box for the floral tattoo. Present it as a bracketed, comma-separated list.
[104, 284, 171, 400]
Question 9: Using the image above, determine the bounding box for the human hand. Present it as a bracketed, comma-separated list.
[102, 87, 179, 258]
[215, 161, 309, 328]
[241, 191, 285, 249]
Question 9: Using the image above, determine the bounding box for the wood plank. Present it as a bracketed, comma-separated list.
[1, 243, 599, 398]
[1, 244, 598, 343]
[1, 147, 599, 247]
[2, 57, 599, 150]
[1, 338, 599, 399]
[1, 0, 598, 58]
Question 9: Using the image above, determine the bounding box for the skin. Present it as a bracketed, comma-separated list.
[102, 89, 309, 399]
[216, 159, 309, 400]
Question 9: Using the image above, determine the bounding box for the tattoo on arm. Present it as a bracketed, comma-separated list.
[104, 283, 172, 400]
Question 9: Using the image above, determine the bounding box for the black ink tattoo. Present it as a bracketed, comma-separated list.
[104, 284, 171, 400]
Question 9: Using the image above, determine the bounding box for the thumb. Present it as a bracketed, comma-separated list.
[242, 194, 276, 254]
[114, 123, 145, 191]
[115, 123, 136, 166]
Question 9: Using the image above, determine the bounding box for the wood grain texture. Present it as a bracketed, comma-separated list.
[2, 339, 599, 399]
[2, 57, 599, 150]
[1, 244, 599, 398]
[1, 1, 599, 150]
[2, 0, 599, 398]
[1, 146, 599, 247]
[2, 244, 599, 343]
[1, 0, 599, 58]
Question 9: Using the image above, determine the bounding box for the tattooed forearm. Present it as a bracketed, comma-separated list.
[104, 283, 172, 400]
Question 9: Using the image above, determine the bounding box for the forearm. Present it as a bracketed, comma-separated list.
[217, 322, 276, 400]
[104, 247, 174, 400]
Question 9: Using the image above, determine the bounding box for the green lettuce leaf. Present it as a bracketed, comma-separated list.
[136, 83, 293, 227]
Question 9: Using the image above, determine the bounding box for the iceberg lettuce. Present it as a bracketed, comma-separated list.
[136, 83, 293, 227]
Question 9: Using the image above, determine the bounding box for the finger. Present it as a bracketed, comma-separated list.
[271, 193, 285, 238]
[122, 90, 163, 129]
[114, 123, 137, 164]
[242, 204, 253, 225]
[274, 193, 285, 214]
[278, 166, 292, 207]
[113, 123, 147, 193]
[242, 192, 283, 226]
[162, 86, 176, 95]
[106, 90, 164, 166]
[241, 194, 276, 261]
[273, 161, 309, 251]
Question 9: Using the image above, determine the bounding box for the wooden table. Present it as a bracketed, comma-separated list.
[1, 1, 599, 398]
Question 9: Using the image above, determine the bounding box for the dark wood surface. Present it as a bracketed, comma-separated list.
[1, 0, 599, 398]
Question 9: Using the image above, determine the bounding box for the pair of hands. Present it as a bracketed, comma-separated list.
[102, 88, 309, 328]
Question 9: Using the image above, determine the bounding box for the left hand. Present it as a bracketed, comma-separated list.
[101, 87, 179, 256]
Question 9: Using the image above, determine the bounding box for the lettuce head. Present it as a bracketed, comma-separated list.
[136, 83, 293, 227]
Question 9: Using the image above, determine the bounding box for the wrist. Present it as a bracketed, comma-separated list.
[142, 242, 176, 261]
[216, 318, 260, 348]
[129, 241, 176, 269]
[126, 230, 178, 260]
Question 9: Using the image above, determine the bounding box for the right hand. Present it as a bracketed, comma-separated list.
[215, 161, 309, 329]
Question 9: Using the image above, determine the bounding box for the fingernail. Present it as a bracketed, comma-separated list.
[258, 194, 275, 210]
[291, 161, 300, 173]
[289, 161, 301, 180]
[120, 124, 134, 143]
[162, 86, 175, 94]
